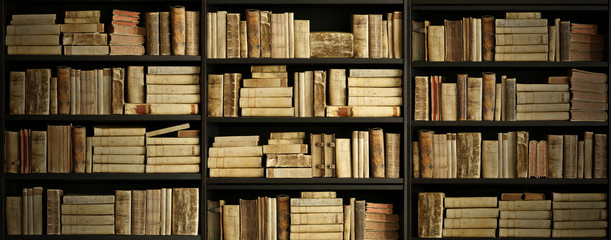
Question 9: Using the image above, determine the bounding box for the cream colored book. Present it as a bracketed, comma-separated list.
[64, 46, 109, 55]
[442, 228, 496, 237]
[61, 215, 114, 225]
[212, 141, 259, 147]
[552, 193, 607, 201]
[553, 220, 607, 229]
[252, 72, 288, 79]
[290, 232, 343, 239]
[239, 97, 292, 108]
[146, 75, 199, 84]
[147, 156, 200, 165]
[517, 92, 570, 104]
[290, 198, 343, 206]
[251, 65, 287, 72]
[495, 53, 548, 61]
[495, 19, 548, 27]
[347, 77, 401, 87]
[63, 18, 99, 24]
[349, 69, 402, 77]
[301, 191, 336, 198]
[92, 164, 145, 173]
[294, 20, 310, 58]
[243, 78, 288, 88]
[146, 85, 200, 94]
[516, 103, 570, 112]
[290, 224, 343, 232]
[5, 35, 60, 45]
[61, 225, 114, 234]
[335, 138, 351, 178]
[516, 112, 569, 121]
[209, 168, 265, 177]
[61, 204, 114, 215]
[290, 213, 343, 224]
[500, 210, 552, 219]
[7, 46, 62, 55]
[552, 229, 607, 238]
[65, 10, 100, 18]
[444, 197, 497, 208]
[266, 154, 312, 167]
[62, 33, 107, 46]
[147, 66, 200, 75]
[147, 145, 200, 156]
[495, 45, 549, 53]
[516, 84, 568, 92]
[499, 200, 551, 210]
[263, 144, 308, 154]
[326, 106, 400, 117]
[91, 136, 145, 146]
[347, 96, 402, 106]
[268, 139, 303, 144]
[63, 195, 114, 204]
[444, 218, 497, 229]
[241, 107, 294, 116]
[146, 123, 190, 137]
[553, 201, 607, 209]
[499, 228, 551, 237]
[145, 164, 199, 173]
[208, 146, 262, 157]
[348, 87, 402, 97]
[240, 87, 293, 97]
[270, 132, 305, 139]
[266, 168, 313, 178]
[146, 137, 199, 145]
[445, 208, 500, 218]
[208, 157, 262, 168]
[214, 135, 260, 142]
[115, 190, 131, 235]
[93, 146, 146, 155]
[92, 155, 145, 164]
[499, 219, 551, 229]
[553, 209, 608, 221]
[93, 126, 145, 136]
[6, 24, 61, 35]
[291, 206, 343, 213]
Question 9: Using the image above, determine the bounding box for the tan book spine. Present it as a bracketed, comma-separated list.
[517, 92, 570, 104]
[147, 137, 199, 145]
[266, 154, 311, 168]
[223, 205, 240, 240]
[499, 229, 551, 238]
[414, 76, 429, 120]
[482, 140, 499, 178]
[294, 20, 310, 58]
[9, 71, 25, 114]
[62, 215, 114, 225]
[115, 190, 132, 235]
[29, 131, 46, 173]
[266, 168, 312, 178]
[61, 203, 114, 215]
[369, 128, 385, 178]
[299, 192, 337, 199]
[368, 14, 383, 58]
[392, 11, 403, 58]
[500, 200, 551, 211]
[147, 66, 200, 75]
[240, 21, 248, 58]
[209, 168, 264, 177]
[208, 146, 262, 157]
[160, 12, 171, 55]
[93, 155, 144, 164]
[309, 32, 354, 58]
[553, 221, 607, 229]
[500, 210, 552, 219]
[439, 83, 457, 121]
[147, 145, 200, 156]
[445, 197, 497, 208]
[147, 74, 199, 85]
[594, 133, 607, 178]
[61, 225, 114, 234]
[243, 78, 287, 87]
[212, 140, 259, 147]
[148, 156, 199, 165]
[239, 97, 292, 108]
[457, 132, 482, 178]
[517, 103, 570, 112]
[263, 144, 307, 154]
[64, 46, 109, 55]
[290, 213, 343, 224]
[59, 23, 104, 33]
[347, 77, 401, 87]
[584, 132, 594, 178]
[352, 15, 369, 58]
[223, 73, 240, 117]
[328, 69, 346, 106]
[553, 209, 608, 221]
[418, 130, 434, 178]
[49, 77, 58, 114]
[126, 66, 144, 103]
[146, 12, 160, 55]
[226, 13, 240, 58]
[446, 208, 499, 218]
[208, 157, 261, 168]
[215, 135, 259, 142]
[290, 223, 343, 232]
[25, 69, 51, 114]
[246, 9, 261, 58]
[500, 219, 551, 228]
[466, 77, 483, 120]
[563, 135, 579, 179]
[207, 74, 223, 116]
[145, 189, 161, 235]
[427, 25, 444, 61]
[516, 131, 529, 178]
[382, 133, 400, 178]
[495, 44, 549, 53]
[111, 68, 124, 114]
[552, 229, 606, 238]
[4, 131, 20, 173]
[93, 164, 145, 173]
[553, 192, 607, 201]
[185, 11, 199, 56]
[547, 135, 564, 178]
[412, 142, 420, 178]
[290, 198, 342, 206]
[553, 201, 607, 209]
[260, 11, 271, 58]
[92, 136, 145, 146]
[131, 190, 146, 235]
[7, 45, 61, 55]
[6, 196, 22, 235]
[417, 192, 444, 238]
[71, 126, 86, 173]
[171, 6, 186, 55]
[335, 138, 352, 178]
[481, 73, 496, 121]
[444, 218, 497, 229]
[172, 188, 199, 235]
[45, 189, 61, 235]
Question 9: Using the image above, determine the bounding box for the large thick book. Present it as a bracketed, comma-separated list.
[417, 192, 444, 238]
[172, 188, 198, 235]
[445, 197, 497, 208]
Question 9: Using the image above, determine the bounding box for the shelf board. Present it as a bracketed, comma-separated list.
[206, 184, 404, 190]
[411, 61, 608, 68]
[411, 121, 609, 127]
[206, 58, 403, 65]
[411, 178, 609, 185]
[4, 173, 202, 181]
[207, 117, 403, 123]
[207, 178, 404, 185]
[206, 0, 402, 4]
[414, 238, 608, 240]
[4, 236, 201, 240]
[4, 55, 201, 62]
[412, 5, 607, 10]
[4, 115, 201, 122]
[411, 0, 607, 5]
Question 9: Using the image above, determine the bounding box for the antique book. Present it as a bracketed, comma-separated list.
[482, 140, 499, 178]
[172, 188, 198, 235]
[310, 32, 354, 58]
[443, 229, 496, 237]
[594, 133, 607, 178]
[419, 130, 434, 178]
[7, 46, 61, 55]
[208, 157, 261, 168]
[482, 15, 494, 61]
[160, 12, 171, 55]
[552, 229, 606, 238]
[553, 192, 607, 201]
[9, 71, 25, 114]
[414, 76, 429, 120]
[207, 74, 223, 116]
[131, 190, 146, 235]
[385, 133, 400, 178]
[495, 44, 549, 53]
[563, 135, 579, 179]
[147, 145, 200, 156]
[266, 168, 312, 178]
[170, 6, 186, 55]
[445, 196, 497, 208]
[208, 147, 261, 157]
[547, 135, 564, 178]
[326, 106, 400, 117]
[444, 19, 463, 61]
[584, 132, 594, 178]
[482, 73, 496, 120]
[271, 13, 286, 58]
[145, 189, 161, 235]
[349, 69, 402, 77]
[294, 20, 310, 58]
[223, 73, 241, 117]
[146, 12, 160, 55]
[115, 190, 131, 235]
[347, 77, 401, 87]
[25, 69, 51, 114]
[313, 70, 327, 116]
[62, 33, 106, 45]
[553, 209, 607, 221]
[259, 11, 272, 58]
[185, 11, 199, 56]
[417, 192, 444, 238]
[328, 69, 346, 106]
[427, 25, 445, 61]
[515, 131, 529, 178]
[243, 78, 288, 88]
[446, 208, 500, 218]
[467, 77, 483, 120]
[246, 9, 261, 58]
[554, 220, 607, 229]
[352, 14, 369, 58]
[6, 24, 61, 35]
[61, 225, 114, 234]
[368, 14, 383, 58]
[6, 196, 22, 235]
[241, 108, 294, 116]
[445, 218, 497, 229]
[457, 132, 482, 178]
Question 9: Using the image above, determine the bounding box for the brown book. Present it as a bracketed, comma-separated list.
[226, 13, 240, 58]
[444, 19, 463, 62]
[560, 21, 570, 62]
[116, 190, 132, 235]
[482, 73, 496, 121]
[30, 131, 46, 173]
[570, 81, 607, 93]
[537, 140, 549, 178]
[9, 71, 25, 114]
[584, 132, 594, 178]
[111, 68, 125, 114]
[170, 6, 186, 55]
[310, 32, 354, 58]
[571, 91, 607, 102]
[505, 77, 517, 121]
[563, 135, 578, 179]
[369, 14, 383, 58]
[25, 69, 51, 115]
[132, 190, 146, 235]
[594, 133, 607, 178]
[418, 192, 444, 238]
[159, 12, 171, 55]
[419, 130, 434, 178]
[570, 69, 608, 83]
[46, 189, 62, 235]
[240, 199, 257, 240]
[529, 140, 538, 178]
[172, 188, 198, 235]
[457, 132, 482, 178]
[353, 14, 369, 58]
[6, 196, 21, 235]
[111, 45, 145, 56]
[482, 15, 494, 61]
[246, 9, 261, 58]
[547, 135, 564, 178]
[207, 74, 223, 117]
[414, 76, 429, 121]
[457, 74, 468, 121]
[369, 128, 385, 178]
[4, 131, 20, 173]
[571, 33, 604, 43]
[57, 67, 70, 114]
[146, 12, 160, 55]
[259, 11, 272, 58]
[62, 33, 107, 46]
[276, 195, 289, 240]
[71, 126, 86, 173]
[223, 73, 241, 117]
[313, 70, 326, 117]
[515, 131, 529, 178]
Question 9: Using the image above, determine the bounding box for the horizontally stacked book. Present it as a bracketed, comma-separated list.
[495, 12, 548, 61]
[413, 130, 608, 179]
[558, 22, 604, 61]
[109, 10, 144, 55]
[570, 69, 608, 121]
[516, 82, 569, 121]
[265, 132, 311, 178]
[61, 10, 108, 55]
[443, 196, 499, 237]
[208, 135, 264, 177]
[499, 193, 552, 237]
[552, 192, 608, 237]
[8, 67, 125, 115]
[146, 7, 199, 56]
[60, 194, 115, 234]
[91, 126, 146, 173]
[6, 14, 61, 55]
[360, 201, 400, 239]
[241, 66, 294, 116]
[146, 123, 200, 173]
[125, 66, 200, 115]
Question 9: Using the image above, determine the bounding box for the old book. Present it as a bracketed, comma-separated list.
[6, 196, 22, 235]
[517, 103, 570, 112]
[499, 229, 551, 237]
[61, 225, 114, 234]
[594, 133, 607, 178]
[240, 108, 293, 116]
[270, 13, 286, 58]
[266, 168, 312, 178]
[445, 197, 497, 208]
[6, 34, 59, 45]
[9, 71, 25, 114]
[517, 92, 570, 104]
[515, 131, 529, 178]
[172, 188, 198, 235]
[499, 219, 551, 229]
[482, 140, 499, 178]
[501, 210, 552, 219]
[290, 212, 343, 225]
[310, 32, 353, 58]
[348, 87, 402, 97]
[553, 220, 607, 229]
[583, 132, 594, 179]
[125, 66, 145, 104]
[185, 11, 199, 56]
[221, 204, 239, 240]
[209, 168, 264, 177]
[63, 45, 109, 55]
[245, 9, 261, 58]
[6, 25, 60, 35]
[147, 145, 200, 157]
[553, 192, 607, 201]
[92, 164, 144, 173]
[208, 157, 261, 168]
[114, 190, 131, 235]
[4, 131, 20, 173]
[553, 209, 607, 221]
[62, 33, 107, 46]
[552, 229, 606, 237]
[266, 154, 311, 168]
[481, 15, 495, 61]
[208, 146, 262, 157]
[562, 135, 578, 179]
[147, 94, 199, 104]
[418, 130, 434, 178]
[258, 11, 271, 58]
[328, 69, 347, 106]
[570, 81, 607, 94]
[571, 91, 607, 102]
[25, 69, 51, 114]
[382, 132, 400, 178]
[418, 192, 444, 238]
[223, 73, 241, 117]
[62, 215, 114, 225]
[466, 77, 483, 120]
[326, 106, 400, 117]
[69, 126, 85, 173]
[145, 165, 199, 173]
[446, 208, 499, 218]
[93, 154, 144, 164]
[145, 189, 161, 235]
[294, 20, 310, 58]
[347, 77, 401, 87]
[444, 19, 463, 61]
[412, 21, 425, 61]
[145, 12, 160, 55]
[368, 14, 383, 58]
[111, 68, 124, 114]
[207, 74, 223, 116]
[481, 73, 496, 121]
[243, 78, 288, 88]
[159, 12, 171, 55]
[443, 229, 496, 237]
[352, 14, 369, 58]
[7, 45, 61, 55]
[553, 201, 607, 209]
[414, 76, 429, 120]
[457, 132, 482, 178]
[109, 34, 144, 45]
[131, 190, 146, 235]
[445, 218, 497, 229]
[312, 70, 326, 117]
[369, 128, 385, 178]
[499, 200, 551, 211]
[170, 6, 186, 55]
[29, 131, 46, 173]
[146, 85, 199, 94]
[61, 203, 114, 215]
[496, 45, 549, 54]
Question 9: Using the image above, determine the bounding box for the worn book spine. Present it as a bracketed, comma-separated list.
[9, 71, 25, 114]
[467, 77, 483, 120]
[6, 197, 20, 234]
[482, 16, 494, 61]
[563, 135, 578, 179]
[226, 13, 240, 58]
[353, 14, 369, 58]
[392, 11, 402, 59]
[132, 190, 146, 235]
[482, 140, 499, 178]
[115, 190, 132, 235]
[223, 73, 241, 117]
[160, 12, 171, 55]
[246, 9, 261, 58]
[50, 77, 57, 114]
[428, 25, 445, 61]
[417, 192, 444, 238]
[457, 74, 468, 121]
[207, 74, 223, 116]
[335, 138, 351, 178]
[560, 21, 570, 61]
[185, 11, 199, 56]
[594, 133, 607, 178]
[172, 188, 198, 235]
[369, 128, 385, 178]
[584, 132, 594, 178]
[414, 76, 429, 121]
[482, 73, 496, 120]
[369, 14, 383, 58]
[259, 11, 271, 58]
[506, 78, 517, 121]
[294, 20, 310, 58]
[216, 11, 227, 58]
[170, 6, 186, 55]
[516, 131, 529, 178]
[146, 12, 160, 55]
[445, 196, 497, 208]
[111, 68, 124, 114]
[385, 133, 400, 178]
[547, 135, 564, 178]
[30, 131, 47, 173]
[127, 66, 144, 103]
[444, 19, 463, 62]
[309, 32, 354, 58]
[457, 132, 482, 178]
[313, 70, 326, 117]
[329, 69, 346, 106]
[71, 126, 86, 173]
[419, 130, 434, 178]
[25, 69, 51, 114]
[440, 83, 456, 121]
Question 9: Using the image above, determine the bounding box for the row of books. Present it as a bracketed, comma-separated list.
[208, 129, 400, 178]
[208, 191, 399, 240]
[6, 187, 199, 235]
[8, 66, 201, 115]
[418, 192, 607, 238]
[207, 10, 403, 59]
[414, 69, 608, 122]
[4, 124, 200, 174]
[413, 12, 605, 62]
[207, 66, 403, 118]
[413, 130, 608, 179]
[146, 9, 199, 56]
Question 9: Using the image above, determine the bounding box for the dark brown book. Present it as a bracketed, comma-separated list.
[482, 15, 495, 61]
[505, 77, 517, 121]
[560, 21, 570, 62]
[570, 42, 604, 52]
[260, 11, 272, 58]
[369, 14, 383, 58]
[547, 135, 564, 178]
[570, 69, 608, 83]
[594, 133, 607, 178]
[223, 73, 241, 117]
[418, 192, 444, 238]
[57, 67, 71, 114]
[226, 13, 240, 58]
[132, 190, 146, 235]
[482, 72, 496, 121]
[355, 200, 366, 240]
[516, 131, 529, 178]
[563, 135, 578, 179]
[277, 195, 289, 240]
[25, 69, 51, 115]
[313, 70, 326, 117]
[571, 33, 604, 43]
[457, 74, 468, 121]
[50, 77, 57, 114]
[570, 81, 607, 94]
[370, 128, 385, 178]
[112, 68, 125, 114]
[569, 52, 604, 61]
[444, 19, 463, 62]
[160, 12, 171, 55]
[9, 71, 25, 115]
[418, 130, 434, 178]
[172, 188, 198, 235]
[457, 132, 482, 178]
[240, 199, 258, 240]
[146, 12, 160, 55]
[246, 9, 261, 58]
[71, 126, 86, 173]
[46, 189, 62, 235]
[170, 6, 186, 55]
[207, 200, 220, 240]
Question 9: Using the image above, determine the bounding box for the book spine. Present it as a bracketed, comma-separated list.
[226, 13, 240, 58]
[353, 14, 369, 58]
[369, 128, 385, 178]
[185, 11, 199, 56]
[160, 12, 171, 55]
[418, 130, 434, 178]
[170, 6, 186, 55]
[146, 12, 160, 55]
[72, 126, 86, 173]
[594, 133, 607, 178]
[457, 74, 468, 121]
[246, 9, 261, 58]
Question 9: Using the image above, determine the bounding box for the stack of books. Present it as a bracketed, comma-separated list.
[241, 65, 293, 116]
[562, 23, 604, 61]
[442, 196, 498, 237]
[569, 69, 608, 121]
[264, 132, 310, 178]
[495, 13, 548, 61]
[61, 10, 108, 55]
[552, 192, 608, 237]
[6, 14, 61, 55]
[499, 194, 552, 237]
[516, 83, 570, 121]
[145, 123, 200, 173]
[290, 192, 344, 240]
[108, 10, 145, 55]
[362, 202, 399, 239]
[61, 194, 115, 234]
[208, 135, 264, 177]
[91, 126, 146, 173]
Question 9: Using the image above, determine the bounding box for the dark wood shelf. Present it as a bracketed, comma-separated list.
[4, 55, 201, 62]
[207, 178, 404, 185]
[207, 117, 403, 123]
[411, 61, 608, 68]
[412, 5, 607, 10]
[206, 58, 403, 65]
[414, 238, 608, 240]
[4, 235, 201, 240]
[206, 0, 402, 4]
[411, 178, 609, 185]
[206, 184, 403, 190]
[4, 115, 201, 122]
[411, 0, 607, 5]
[4, 173, 202, 181]
[411, 121, 609, 127]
